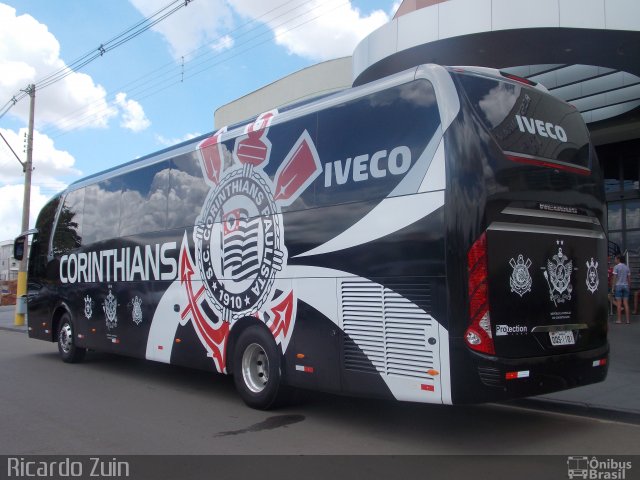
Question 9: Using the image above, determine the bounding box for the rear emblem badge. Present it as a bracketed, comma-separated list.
[509, 254, 532, 297]
[585, 258, 599, 294]
[543, 243, 573, 306]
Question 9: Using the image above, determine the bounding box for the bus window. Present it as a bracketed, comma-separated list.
[168, 152, 209, 229]
[83, 178, 122, 244]
[120, 161, 171, 237]
[454, 73, 591, 172]
[316, 79, 440, 207]
[52, 188, 84, 256]
[28, 196, 60, 279]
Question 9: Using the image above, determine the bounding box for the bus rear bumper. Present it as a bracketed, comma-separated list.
[451, 342, 609, 404]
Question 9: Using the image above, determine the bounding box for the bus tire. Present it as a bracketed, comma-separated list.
[232, 325, 291, 410]
[57, 313, 86, 364]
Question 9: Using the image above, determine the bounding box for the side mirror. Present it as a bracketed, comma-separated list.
[13, 236, 25, 261]
[13, 229, 37, 261]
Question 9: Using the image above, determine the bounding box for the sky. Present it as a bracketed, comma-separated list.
[0, 0, 399, 240]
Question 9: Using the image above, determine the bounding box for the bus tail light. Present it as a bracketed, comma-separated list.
[499, 71, 537, 87]
[466, 232, 495, 355]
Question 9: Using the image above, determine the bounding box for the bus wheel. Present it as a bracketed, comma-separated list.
[233, 326, 290, 410]
[57, 313, 86, 364]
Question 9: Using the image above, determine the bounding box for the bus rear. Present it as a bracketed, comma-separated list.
[445, 68, 608, 403]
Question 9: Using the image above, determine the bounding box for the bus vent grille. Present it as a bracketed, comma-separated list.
[477, 366, 503, 387]
[341, 280, 433, 378]
[381, 281, 432, 313]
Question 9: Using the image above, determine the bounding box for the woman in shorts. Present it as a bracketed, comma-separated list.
[611, 255, 631, 324]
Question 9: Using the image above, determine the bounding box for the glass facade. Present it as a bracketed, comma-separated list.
[598, 139, 640, 255]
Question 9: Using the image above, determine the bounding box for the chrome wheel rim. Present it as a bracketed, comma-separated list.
[59, 323, 73, 354]
[241, 343, 269, 393]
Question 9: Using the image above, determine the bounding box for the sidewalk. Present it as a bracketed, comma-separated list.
[534, 313, 640, 416]
[1, 304, 638, 416]
[0, 305, 26, 332]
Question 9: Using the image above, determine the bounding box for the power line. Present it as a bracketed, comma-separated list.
[0, 0, 193, 120]
[37, 1, 191, 91]
[39, 0, 302, 137]
[36, 1, 185, 89]
[43, 1, 350, 139]
[0, 130, 24, 167]
[4, 2, 355, 205]
[185, 2, 350, 83]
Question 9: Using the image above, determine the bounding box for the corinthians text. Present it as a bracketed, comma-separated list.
[59, 242, 177, 284]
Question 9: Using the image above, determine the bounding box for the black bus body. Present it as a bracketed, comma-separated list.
[18, 64, 608, 408]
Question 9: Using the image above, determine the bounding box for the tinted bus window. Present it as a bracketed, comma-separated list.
[28, 196, 60, 278]
[455, 73, 591, 170]
[168, 152, 209, 229]
[316, 79, 440, 206]
[52, 188, 84, 255]
[120, 161, 171, 236]
[83, 178, 122, 244]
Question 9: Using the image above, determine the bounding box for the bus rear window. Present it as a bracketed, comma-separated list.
[454, 73, 591, 174]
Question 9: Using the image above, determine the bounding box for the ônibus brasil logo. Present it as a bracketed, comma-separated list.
[179, 110, 322, 372]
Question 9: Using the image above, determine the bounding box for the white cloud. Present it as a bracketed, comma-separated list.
[155, 132, 201, 147]
[0, 3, 118, 130]
[0, 127, 80, 190]
[0, 127, 79, 239]
[211, 34, 234, 53]
[114, 93, 151, 132]
[129, 0, 234, 60]
[478, 82, 519, 128]
[0, 184, 50, 239]
[129, 0, 387, 63]
[229, 0, 390, 61]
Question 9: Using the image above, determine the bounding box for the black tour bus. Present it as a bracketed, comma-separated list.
[16, 64, 608, 409]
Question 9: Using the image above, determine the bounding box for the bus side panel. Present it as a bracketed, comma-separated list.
[442, 105, 495, 404]
[282, 300, 343, 394]
[48, 231, 178, 357]
[283, 186, 447, 400]
[31, 74, 453, 405]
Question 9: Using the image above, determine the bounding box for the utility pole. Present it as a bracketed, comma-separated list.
[15, 84, 35, 326]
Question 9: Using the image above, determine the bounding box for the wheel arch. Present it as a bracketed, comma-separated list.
[51, 301, 73, 342]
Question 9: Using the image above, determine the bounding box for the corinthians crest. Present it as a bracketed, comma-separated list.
[181, 110, 322, 373]
[102, 286, 119, 330]
[543, 241, 574, 306]
[132, 296, 143, 325]
[509, 254, 532, 297]
[84, 295, 93, 320]
[585, 258, 599, 294]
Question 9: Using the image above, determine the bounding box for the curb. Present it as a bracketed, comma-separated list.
[0, 326, 28, 333]
[508, 398, 640, 425]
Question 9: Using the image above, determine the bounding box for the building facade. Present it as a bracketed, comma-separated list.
[0, 239, 29, 281]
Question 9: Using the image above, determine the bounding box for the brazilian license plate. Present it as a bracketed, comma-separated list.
[549, 330, 575, 346]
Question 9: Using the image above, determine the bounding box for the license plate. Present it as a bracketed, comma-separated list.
[549, 330, 575, 346]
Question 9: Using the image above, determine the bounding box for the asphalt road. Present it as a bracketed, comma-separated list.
[1, 329, 639, 456]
